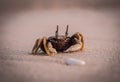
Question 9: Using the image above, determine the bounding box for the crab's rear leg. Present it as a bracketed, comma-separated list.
[32, 38, 42, 54]
[64, 32, 84, 53]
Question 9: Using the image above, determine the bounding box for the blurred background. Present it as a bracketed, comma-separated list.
[0, 0, 120, 13]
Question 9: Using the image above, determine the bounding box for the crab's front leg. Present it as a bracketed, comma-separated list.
[32, 37, 57, 56]
[42, 37, 57, 56]
[64, 32, 84, 53]
[32, 38, 43, 54]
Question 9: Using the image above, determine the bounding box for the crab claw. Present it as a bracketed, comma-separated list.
[64, 43, 82, 53]
[47, 42, 57, 54]
[64, 32, 84, 53]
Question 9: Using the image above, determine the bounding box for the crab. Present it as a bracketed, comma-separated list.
[32, 25, 84, 56]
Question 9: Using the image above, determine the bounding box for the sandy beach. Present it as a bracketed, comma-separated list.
[0, 0, 120, 82]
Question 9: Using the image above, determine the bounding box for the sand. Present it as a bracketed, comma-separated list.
[0, 7, 120, 82]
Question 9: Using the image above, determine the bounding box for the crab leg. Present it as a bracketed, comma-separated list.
[32, 37, 57, 55]
[42, 37, 51, 55]
[32, 38, 42, 54]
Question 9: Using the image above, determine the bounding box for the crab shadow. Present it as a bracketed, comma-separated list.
[28, 52, 46, 56]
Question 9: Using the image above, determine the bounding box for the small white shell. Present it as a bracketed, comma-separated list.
[65, 58, 86, 65]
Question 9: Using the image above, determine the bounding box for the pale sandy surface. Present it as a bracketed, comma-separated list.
[0, 7, 120, 82]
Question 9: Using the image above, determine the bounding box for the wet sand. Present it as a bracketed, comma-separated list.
[0, 8, 120, 82]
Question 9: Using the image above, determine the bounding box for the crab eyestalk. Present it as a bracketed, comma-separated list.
[65, 25, 69, 37]
[55, 25, 59, 39]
